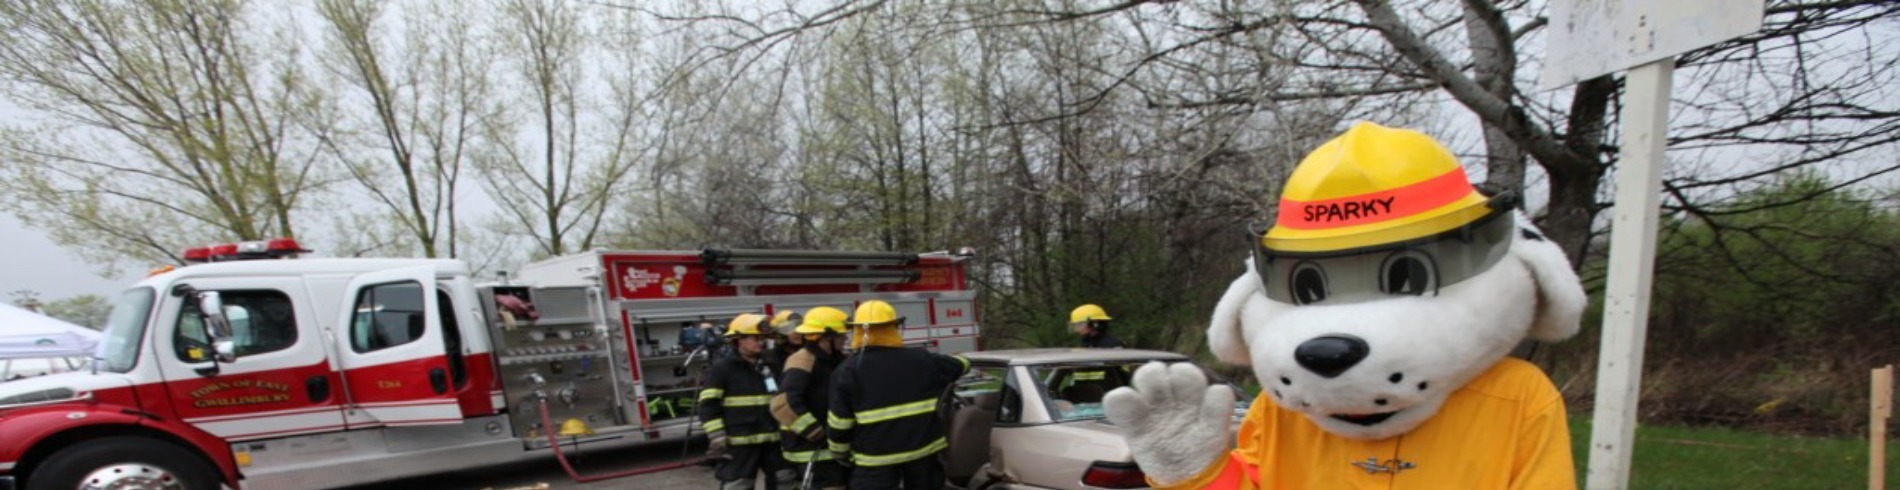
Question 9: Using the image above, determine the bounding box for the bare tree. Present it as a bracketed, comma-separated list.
[609, 11, 809, 250]
[312, 0, 498, 258]
[620, 0, 1348, 349]
[7, 290, 42, 311]
[0, 0, 328, 268]
[1103, 0, 1898, 269]
[476, 0, 641, 257]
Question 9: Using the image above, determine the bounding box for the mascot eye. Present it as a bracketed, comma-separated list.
[1380, 251, 1437, 296]
[1289, 262, 1328, 305]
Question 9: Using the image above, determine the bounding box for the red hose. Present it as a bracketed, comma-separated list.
[537, 399, 707, 482]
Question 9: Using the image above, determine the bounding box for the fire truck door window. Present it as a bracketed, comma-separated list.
[174, 290, 297, 361]
[350, 281, 427, 353]
[436, 288, 468, 388]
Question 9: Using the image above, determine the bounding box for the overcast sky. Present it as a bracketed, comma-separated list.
[1, 214, 134, 302]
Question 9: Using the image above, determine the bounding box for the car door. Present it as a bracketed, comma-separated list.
[334, 265, 462, 428]
[156, 277, 347, 440]
[944, 364, 1014, 485]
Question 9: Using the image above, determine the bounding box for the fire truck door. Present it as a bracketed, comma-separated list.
[334, 266, 463, 428]
[156, 277, 347, 440]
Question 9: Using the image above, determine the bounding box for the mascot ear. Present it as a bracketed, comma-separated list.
[1207, 260, 1262, 365]
[1513, 214, 1587, 342]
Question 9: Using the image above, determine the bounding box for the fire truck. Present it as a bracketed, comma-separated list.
[0, 240, 982, 490]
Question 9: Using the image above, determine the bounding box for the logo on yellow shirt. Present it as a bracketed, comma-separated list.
[1351, 457, 1417, 475]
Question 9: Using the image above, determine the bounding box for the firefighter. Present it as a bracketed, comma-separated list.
[767, 309, 804, 374]
[1069, 304, 1125, 348]
[780, 306, 851, 489]
[829, 300, 970, 489]
[700, 313, 787, 490]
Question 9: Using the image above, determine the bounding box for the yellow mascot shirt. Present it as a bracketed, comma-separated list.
[1156, 358, 1574, 490]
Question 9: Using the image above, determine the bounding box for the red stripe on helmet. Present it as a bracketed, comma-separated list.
[1274, 169, 1475, 231]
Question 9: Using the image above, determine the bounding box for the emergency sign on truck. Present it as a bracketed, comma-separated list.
[0, 240, 981, 490]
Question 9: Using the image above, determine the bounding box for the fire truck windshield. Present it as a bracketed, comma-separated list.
[98, 287, 155, 373]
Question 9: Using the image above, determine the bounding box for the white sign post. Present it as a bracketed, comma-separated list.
[1542, 1, 1764, 489]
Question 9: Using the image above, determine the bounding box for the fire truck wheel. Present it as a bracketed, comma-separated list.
[26, 437, 218, 490]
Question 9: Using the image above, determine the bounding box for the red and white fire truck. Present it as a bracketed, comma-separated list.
[0, 241, 982, 490]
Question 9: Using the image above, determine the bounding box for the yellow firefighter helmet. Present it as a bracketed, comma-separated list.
[725, 313, 769, 337]
[1068, 304, 1112, 325]
[771, 310, 802, 336]
[1262, 122, 1496, 254]
[848, 300, 902, 327]
[795, 306, 850, 334]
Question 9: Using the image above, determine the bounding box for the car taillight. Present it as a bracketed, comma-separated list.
[1081, 461, 1147, 489]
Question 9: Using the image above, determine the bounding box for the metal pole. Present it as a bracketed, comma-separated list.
[1586, 57, 1675, 490]
[1873, 365, 1892, 490]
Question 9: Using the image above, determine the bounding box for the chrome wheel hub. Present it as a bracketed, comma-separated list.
[77, 463, 184, 490]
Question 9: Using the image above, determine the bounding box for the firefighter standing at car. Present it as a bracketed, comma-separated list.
[778, 306, 852, 489]
[1070, 304, 1125, 349]
[829, 300, 971, 489]
[700, 314, 788, 490]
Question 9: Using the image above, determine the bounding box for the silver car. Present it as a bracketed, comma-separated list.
[941, 348, 1247, 490]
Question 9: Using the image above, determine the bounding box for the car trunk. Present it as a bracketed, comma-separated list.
[988, 419, 1136, 489]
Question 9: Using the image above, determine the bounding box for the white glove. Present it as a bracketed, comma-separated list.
[1103, 361, 1235, 485]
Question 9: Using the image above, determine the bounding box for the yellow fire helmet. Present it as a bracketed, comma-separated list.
[771, 309, 802, 336]
[725, 313, 769, 337]
[1262, 122, 1500, 255]
[1068, 304, 1111, 325]
[795, 306, 850, 335]
[848, 300, 902, 327]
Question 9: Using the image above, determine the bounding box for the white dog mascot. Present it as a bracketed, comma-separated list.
[1104, 122, 1587, 489]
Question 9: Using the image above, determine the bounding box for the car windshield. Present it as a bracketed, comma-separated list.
[1029, 360, 1248, 422]
[97, 287, 155, 373]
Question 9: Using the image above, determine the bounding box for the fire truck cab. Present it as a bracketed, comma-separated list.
[0, 242, 980, 490]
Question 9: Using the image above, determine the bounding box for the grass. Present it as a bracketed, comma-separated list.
[1570, 415, 1898, 489]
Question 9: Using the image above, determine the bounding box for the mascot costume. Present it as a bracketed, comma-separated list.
[1104, 122, 1587, 489]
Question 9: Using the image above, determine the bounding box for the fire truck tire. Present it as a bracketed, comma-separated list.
[26, 437, 219, 490]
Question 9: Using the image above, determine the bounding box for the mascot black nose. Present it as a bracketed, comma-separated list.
[1295, 335, 1369, 378]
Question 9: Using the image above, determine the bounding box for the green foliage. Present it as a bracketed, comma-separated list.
[41, 294, 111, 329]
[1568, 417, 1899, 489]
[1555, 173, 1900, 435]
[1649, 173, 1900, 351]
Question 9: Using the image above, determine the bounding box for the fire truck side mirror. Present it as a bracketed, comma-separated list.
[213, 339, 238, 363]
[196, 291, 238, 362]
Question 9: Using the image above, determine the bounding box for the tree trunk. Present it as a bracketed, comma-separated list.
[1543, 76, 1618, 267]
[1461, 1, 1525, 197]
